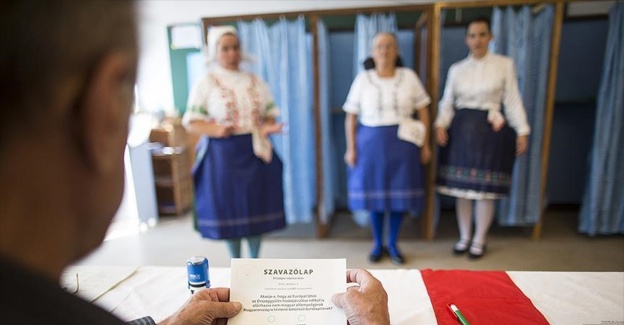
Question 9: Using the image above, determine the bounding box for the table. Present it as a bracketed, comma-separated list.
[63, 266, 624, 325]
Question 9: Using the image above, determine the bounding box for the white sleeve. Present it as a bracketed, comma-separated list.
[257, 77, 280, 119]
[434, 65, 457, 129]
[502, 59, 531, 136]
[407, 70, 431, 111]
[342, 72, 365, 115]
[182, 77, 210, 127]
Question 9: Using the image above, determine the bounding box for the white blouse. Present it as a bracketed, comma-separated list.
[434, 53, 530, 136]
[182, 67, 279, 134]
[343, 67, 431, 127]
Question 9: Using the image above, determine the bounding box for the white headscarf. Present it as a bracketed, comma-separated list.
[204, 25, 256, 72]
[205, 25, 238, 62]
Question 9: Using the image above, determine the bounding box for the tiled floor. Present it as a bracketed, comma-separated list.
[77, 207, 624, 272]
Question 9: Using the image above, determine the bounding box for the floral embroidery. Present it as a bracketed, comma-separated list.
[204, 72, 267, 130]
[438, 166, 511, 187]
[365, 70, 404, 115]
[209, 74, 239, 127]
[246, 74, 262, 128]
[189, 105, 207, 115]
[348, 189, 425, 200]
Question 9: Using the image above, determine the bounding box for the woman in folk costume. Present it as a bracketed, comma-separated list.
[434, 17, 530, 259]
[183, 26, 285, 258]
[343, 32, 432, 265]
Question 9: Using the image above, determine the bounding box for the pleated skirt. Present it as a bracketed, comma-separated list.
[436, 109, 517, 198]
[192, 134, 286, 239]
[348, 125, 425, 213]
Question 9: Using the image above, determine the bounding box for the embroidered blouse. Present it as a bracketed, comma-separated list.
[434, 53, 530, 136]
[343, 67, 431, 127]
[182, 67, 279, 135]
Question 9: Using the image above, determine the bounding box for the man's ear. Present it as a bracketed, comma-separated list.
[75, 53, 135, 174]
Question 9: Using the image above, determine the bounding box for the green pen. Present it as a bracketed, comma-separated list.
[449, 304, 470, 325]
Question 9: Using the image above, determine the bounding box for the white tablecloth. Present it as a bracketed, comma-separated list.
[65, 266, 624, 325]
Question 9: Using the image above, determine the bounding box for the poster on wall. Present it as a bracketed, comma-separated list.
[171, 24, 202, 49]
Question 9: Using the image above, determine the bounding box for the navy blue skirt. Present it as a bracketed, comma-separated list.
[192, 134, 286, 239]
[348, 125, 425, 213]
[437, 109, 517, 196]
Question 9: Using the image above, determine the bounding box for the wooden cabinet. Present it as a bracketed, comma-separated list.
[150, 121, 193, 215]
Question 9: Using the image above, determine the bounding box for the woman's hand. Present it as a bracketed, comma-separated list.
[187, 121, 233, 138]
[260, 122, 284, 138]
[332, 269, 391, 325]
[344, 148, 357, 167]
[489, 116, 506, 132]
[157, 288, 241, 325]
[420, 144, 432, 165]
[213, 124, 234, 138]
[491, 120, 506, 132]
[516, 135, 528, 156]
[435, 127, 448, 147]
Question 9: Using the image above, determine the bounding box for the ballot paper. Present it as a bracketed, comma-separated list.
[397, 118, 426, 147]
[252, 130, 273, 163]
[229, 259, 347, 325]
[60, 266, 137, 302]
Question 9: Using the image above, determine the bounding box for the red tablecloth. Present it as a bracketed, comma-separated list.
[421, 269, 550, 325]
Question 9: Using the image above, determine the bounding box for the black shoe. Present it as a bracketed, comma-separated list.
[453, 239, 471, 255]
[468, 242, 487, 260]
[388, 247, 405, 265]
[368, 247, 385, 263]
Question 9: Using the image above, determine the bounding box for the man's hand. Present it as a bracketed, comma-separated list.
[158, 288, 241, 325]
[332, 269, 390, 325]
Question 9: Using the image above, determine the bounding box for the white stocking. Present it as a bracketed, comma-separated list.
[473, 199, 495, 247]
[456, 198, 473, 244]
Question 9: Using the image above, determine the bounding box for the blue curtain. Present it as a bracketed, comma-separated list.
[317, 19, 335, 225]
[579, 2, 624, 236]
[490, 6, 553, 226]
[238, 18, 314, 224]
[353, 13, 397, 77]
[237, 20, 273, 82]
[350, 13, 397, 226]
